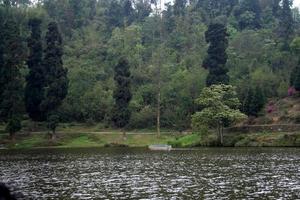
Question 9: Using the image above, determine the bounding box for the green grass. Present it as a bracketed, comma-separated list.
[169, 134, 203, 147]
[1, 125, 300, 149]
[168, 131, 300, 148]
[229, 132, 300, 147]
[0, 131, 176, 149]
[60, 135, 103, 148]
[14, 134, 46, 149]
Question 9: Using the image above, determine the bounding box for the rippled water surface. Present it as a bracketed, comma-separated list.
[0, 148, 299, 199]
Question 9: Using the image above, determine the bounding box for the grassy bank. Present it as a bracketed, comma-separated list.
[0, 132, 176, 149]
[169, 132, 300, 147]
[1, 123, 300, 149]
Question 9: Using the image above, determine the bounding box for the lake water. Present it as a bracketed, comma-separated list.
[0, 148, 299, 199]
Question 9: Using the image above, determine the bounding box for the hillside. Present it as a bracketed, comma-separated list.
[254, 96, 300, 124]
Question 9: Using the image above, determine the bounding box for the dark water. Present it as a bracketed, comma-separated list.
[0, 148, 299, 200]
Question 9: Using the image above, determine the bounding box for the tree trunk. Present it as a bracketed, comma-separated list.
[217, 122, 221, 145]
[123, 130, 127, 141]
[156, 0, 163, 139]
[157, 75, 161, 138]
[220, 123, 224, 146]
[10, 132, 15, 141]
[50, 129, 56, 141]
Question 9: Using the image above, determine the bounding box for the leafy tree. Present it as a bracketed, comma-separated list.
[104, 0, 123, 30]
[162, 3, 175, 34]
[192, 84, 246, 145]
[25, 18, 45, 122]
[196, 0, 238, 20]
[112, 58, 132, 138]
[134, 0, 152, 23]
[41, 22, 68, 138]
[0, 17, 25, 139]
[203, 23, 229, 86]
[234, 0, 261, 30]
[278, 0, 294, 51]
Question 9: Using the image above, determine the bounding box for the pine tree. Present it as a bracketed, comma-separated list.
[25, 18, 45, 122]
[41, 22, 68, 138]
[112, 58, 132, 138]
[202, 23, 229, 86]
[174, 0, 187, 16]
[123, 0, 134, 26]
[252, 86, 266, 115]
[0, 17, 25, 139]
[242, 86, 254, 116]
[0, 8, 5, 119]
[242, 86, 266, 116]
[278, 0, 294, 51]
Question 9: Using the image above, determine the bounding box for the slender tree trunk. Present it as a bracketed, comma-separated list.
[10, 132, 15, 141]
[122, 130, 127, 141]
[157, 74, 161, 138]
[217, 122, 221, 145]
[50, 129, 56, 141]
[156, 0, 163, 138]
[220, 123, 224, 146]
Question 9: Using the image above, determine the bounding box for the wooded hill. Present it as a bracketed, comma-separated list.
[0, 0, 300, 133]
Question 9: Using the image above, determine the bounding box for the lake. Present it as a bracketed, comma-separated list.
[0, 148, 299, 199]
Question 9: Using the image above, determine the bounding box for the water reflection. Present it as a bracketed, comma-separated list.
[0, 148, 299, 199]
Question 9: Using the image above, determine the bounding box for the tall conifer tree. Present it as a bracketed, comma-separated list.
[41, 22, 68, 137]
[25, 18, 45, 122]
[0, 7, 5, 118]
[202, 23, 229, 86]
[278, 0, 294, 50]
[112, 58, 132, 138]
[0, 17, 24, 139]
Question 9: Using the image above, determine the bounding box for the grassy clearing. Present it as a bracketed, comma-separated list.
[0, 131, 177, 149]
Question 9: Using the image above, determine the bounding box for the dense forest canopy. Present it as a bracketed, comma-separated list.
[0, 0, 300, 131]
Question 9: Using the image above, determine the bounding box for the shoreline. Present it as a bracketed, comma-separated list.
[1, 130, 300, 149]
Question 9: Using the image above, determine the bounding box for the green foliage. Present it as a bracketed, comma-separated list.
[0, 7, 5, 120]
[0, 0, 299, 132]
[290, 37, 300, 90]
[0, 13, 25, 135]
[6, 116, 21, 136]
[234, 0, 261, 30]
[203, 23, 229, 86]
[241, 85, 266, 116]
[25, 18, 45, 121]
[41, 21, 68, 133]
[278, 0, 294, 51]
[47, 114, 59, 133]
[192, 84, 246, 142]
[112, 58, 132, 129]
[290, 37, 300, 54]
[41, 22, 68, 117]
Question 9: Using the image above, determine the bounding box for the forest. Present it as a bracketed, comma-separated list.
[0, 0, 300, 140]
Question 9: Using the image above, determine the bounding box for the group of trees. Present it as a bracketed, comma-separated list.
[0, 3, 68, 139]
[0, 0, 300, 139]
